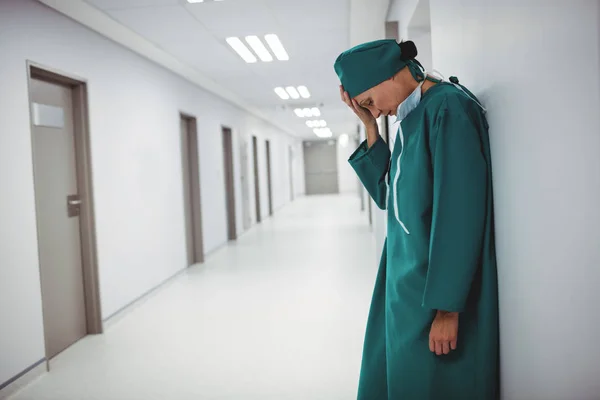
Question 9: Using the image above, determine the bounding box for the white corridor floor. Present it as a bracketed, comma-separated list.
[10, 195, 378, 400]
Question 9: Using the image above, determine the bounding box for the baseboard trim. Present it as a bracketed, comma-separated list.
[0, 358, 46, 399]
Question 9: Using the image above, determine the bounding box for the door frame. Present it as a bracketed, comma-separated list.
[265, 139, 273, 216]
[252, 135, 261, 223]
[239, 135, 252, 231]
[289, 145, 294, 202]
[222, 126, 237, 241]
[179, 113, 205, 265]
[26, 62, 103, 367]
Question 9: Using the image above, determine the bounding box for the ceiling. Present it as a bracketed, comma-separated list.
[82, 0, 356, 139]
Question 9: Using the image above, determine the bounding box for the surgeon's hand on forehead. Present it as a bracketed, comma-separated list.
[340, 85, 376, 128]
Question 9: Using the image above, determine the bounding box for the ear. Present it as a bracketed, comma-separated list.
[391, 69, 406, 83]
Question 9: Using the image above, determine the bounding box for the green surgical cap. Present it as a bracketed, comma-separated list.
[334, 39, 422, 98]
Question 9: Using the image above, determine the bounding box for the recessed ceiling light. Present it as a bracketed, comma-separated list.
[226, 37, 257, 63]
[306, 120, 326, 127]
[297, 86, 310, 99]
[314, 128, 332, 138]
[285, 86, 300, 99]
[311, 107, 321, 117]
[245, 36, 273, 62]
[302, 108, 312, 117]
[294, 109, 304, 118]
[264, 34, 289, 61]
[274, 87, 290, 100]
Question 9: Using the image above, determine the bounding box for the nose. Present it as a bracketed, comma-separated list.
[370, 109, 381, 118]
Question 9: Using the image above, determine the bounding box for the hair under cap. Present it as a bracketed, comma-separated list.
[334, 39, 421, 98]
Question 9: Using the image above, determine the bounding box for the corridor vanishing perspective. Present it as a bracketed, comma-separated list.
[11, 195, 377, 400]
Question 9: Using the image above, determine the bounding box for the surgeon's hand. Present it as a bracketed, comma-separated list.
[340, 85, 376, 128]
[429, 311, 459, 356]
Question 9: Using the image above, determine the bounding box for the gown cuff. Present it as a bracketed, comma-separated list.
[348, 136, 389, 170]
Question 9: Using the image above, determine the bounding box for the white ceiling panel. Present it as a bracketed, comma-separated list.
[281, 28, 349, 59]
[184, 1, 280, 38]
[107, 5, 207, 45]
[217, 75, 274, 103]
[168, 37, 254, 79]
[264, 0, 349, 31]
[83, 0, 353, 138]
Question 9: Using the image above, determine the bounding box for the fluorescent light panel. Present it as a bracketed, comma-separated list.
[294, 108, 320, 118]
[274, 87, 289, 100]
[228, 34, 287, 63]
[278, 86, 311, 101]
[306, 120, 326, 128]
[245, 36, 273, 62]
[285, 86, 300, 99]
[226, 37, 257, 63]
[314, 128, 332, 138]
[297, 86, 310, 99]
[264, 34, 289, 61]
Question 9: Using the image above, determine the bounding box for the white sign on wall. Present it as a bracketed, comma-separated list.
[32, 103, 65, 129]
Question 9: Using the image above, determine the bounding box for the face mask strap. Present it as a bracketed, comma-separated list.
[426, 69, 445, 83]
[407, 60, 426, 82]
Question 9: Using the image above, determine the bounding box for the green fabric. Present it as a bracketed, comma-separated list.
[348, 81, 499, 399]
[334, 39, 412, 98]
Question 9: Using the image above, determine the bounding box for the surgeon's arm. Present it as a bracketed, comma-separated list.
[348, 123, 390, 210]
[340, 86, 390, 209]
[423, 97, 486, 355]
[422, 96, 487, 312]
[365, 120, 380, 148]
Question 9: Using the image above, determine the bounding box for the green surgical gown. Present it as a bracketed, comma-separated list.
[349, 81, 499, 399]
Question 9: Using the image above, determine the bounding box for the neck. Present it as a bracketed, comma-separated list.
[421, 76, 437, 95]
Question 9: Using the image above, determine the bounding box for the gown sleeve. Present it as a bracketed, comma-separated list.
[348, 135, 391, 210]
[422, 96, 487, 312]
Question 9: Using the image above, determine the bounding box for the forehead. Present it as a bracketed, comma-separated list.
[354, 90, 372, 104]
[354, 81, 388, 103]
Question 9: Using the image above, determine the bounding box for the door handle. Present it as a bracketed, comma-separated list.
[67, 195, 82, 217]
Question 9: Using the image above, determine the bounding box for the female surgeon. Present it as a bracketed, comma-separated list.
[334, 40, 499, 399]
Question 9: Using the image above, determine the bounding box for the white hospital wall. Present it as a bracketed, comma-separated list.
[0, 0, 303, 388]
[407, 30, 432, 71]
[390, 0, 600, 398]
[350, 0, 391, 46]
